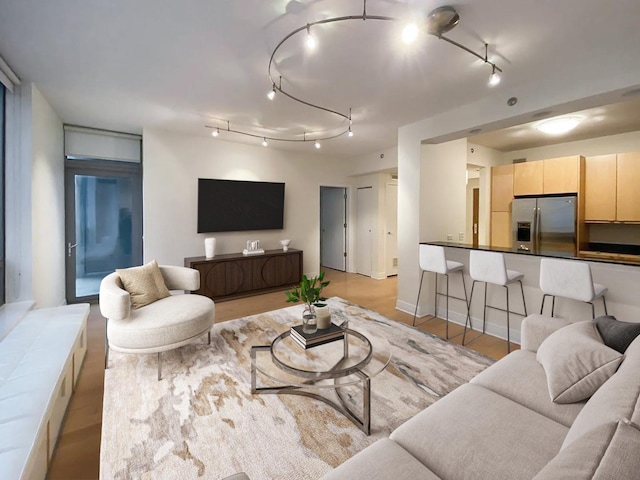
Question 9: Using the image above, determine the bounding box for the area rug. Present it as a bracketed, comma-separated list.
[100, 297, 494, 480]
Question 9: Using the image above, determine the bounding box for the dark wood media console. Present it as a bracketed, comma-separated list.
[184, 248, 303, 302]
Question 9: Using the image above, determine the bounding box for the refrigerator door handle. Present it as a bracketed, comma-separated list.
[536, 207, 542, 252]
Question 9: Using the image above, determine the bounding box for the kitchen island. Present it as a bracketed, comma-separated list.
[415, 241, 640, 345]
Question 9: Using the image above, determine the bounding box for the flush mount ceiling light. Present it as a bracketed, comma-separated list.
[206, 2, 504, 147]
[536, 117, 582, 135]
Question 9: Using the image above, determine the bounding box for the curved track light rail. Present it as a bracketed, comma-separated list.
[206, 2, 503, 147]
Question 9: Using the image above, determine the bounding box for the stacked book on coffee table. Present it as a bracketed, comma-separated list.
[290, 323, 345, 349]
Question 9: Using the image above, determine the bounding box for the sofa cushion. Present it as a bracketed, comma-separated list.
[116, 260, 170, 309]
[320, 438, 440, 480]
[536, 321, 623, 404]
[390, 383, 568, 480]
[534, 420, 640, 480]
[595, 315, 640, 353]
[471, 350, 584, 427]
[562, 334, 640, 447]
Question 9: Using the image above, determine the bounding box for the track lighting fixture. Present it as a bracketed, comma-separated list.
[211, 128, 219, 138]
[267, 85, 276, 100]
[488, 65, 501, 87]
[262, 138, 268, 147]
[305, 25, 317, 50]
[206, 2, 504, 147]
[401, 23, 419, 45]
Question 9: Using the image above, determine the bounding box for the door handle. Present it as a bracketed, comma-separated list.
[67, 242, 77, 257]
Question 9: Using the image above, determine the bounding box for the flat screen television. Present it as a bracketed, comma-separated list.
[197, 178, 285, 233]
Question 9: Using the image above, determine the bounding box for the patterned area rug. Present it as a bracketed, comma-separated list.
[100, 297, 494, 480]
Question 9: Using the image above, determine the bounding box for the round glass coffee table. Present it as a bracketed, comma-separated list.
[251, 324, 391, 435]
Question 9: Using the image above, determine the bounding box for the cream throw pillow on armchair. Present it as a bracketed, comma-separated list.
[116, 260, 170, 309]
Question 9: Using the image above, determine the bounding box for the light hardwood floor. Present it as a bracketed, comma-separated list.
[47, 268, 513, 479]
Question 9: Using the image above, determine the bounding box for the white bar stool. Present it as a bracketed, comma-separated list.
[413, 244, 468, 339]
[463, 250, 527, 353]
[539, 258, 608, 318]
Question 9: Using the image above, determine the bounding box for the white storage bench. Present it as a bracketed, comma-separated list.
[0, 303, 90, 480]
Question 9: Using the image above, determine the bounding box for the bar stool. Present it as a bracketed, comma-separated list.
[413, 244, 468, 339]
[539, 258, 608, 318]
[463, 250, 527, 353]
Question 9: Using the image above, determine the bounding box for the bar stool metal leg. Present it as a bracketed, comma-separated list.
[505, 285, 511, 353]
[413, 270, 428, 327]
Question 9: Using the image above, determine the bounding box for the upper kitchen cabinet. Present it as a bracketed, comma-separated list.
[514, 156, 582, 196]
[585, 154, 617, 221]
[513, 161, 543, 196]
[491, 164, 514, 212]
[617, 152, 640, 222]
[543, 156, 582, 194]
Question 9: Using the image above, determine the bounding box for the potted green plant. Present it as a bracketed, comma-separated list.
[285, 271, 331, 333]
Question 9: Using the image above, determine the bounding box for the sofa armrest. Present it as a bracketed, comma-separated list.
[521, 314, 572, 352]
[159, 265, 200, 291]
[99, 272, 131, 321]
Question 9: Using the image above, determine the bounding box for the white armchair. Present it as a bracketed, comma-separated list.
[99, 265, 215, 380]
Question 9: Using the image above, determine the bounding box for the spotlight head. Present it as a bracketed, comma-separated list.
[488, 70, 501, 87]
[211, 128, 219, 138]
[306, 26, 317, 49]
[267, 87, 276, 100]
[348, 126, 354, 137]
[262, 138, 268, 147]
[401, 23, 419, 44]
[314, 140, 321, 149]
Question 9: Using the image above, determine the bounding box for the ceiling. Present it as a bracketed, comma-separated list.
[469, 96, 640, 152]
[0, 0, 639, 158]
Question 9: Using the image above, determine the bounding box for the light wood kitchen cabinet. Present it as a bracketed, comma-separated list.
[584, 154, 617, 221]
[543, 156, 581, 194]
[490, 211, 511, 248]
[491, 164, 514, 212]
[617, 152, 640, 222]
[513, 161, 543, 196]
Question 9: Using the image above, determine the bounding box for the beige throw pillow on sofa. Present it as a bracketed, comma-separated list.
[116, 260, 170, 309]
[536, 321, 623, 404]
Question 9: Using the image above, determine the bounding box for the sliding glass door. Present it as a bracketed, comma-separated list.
[65, 159, 142, 303]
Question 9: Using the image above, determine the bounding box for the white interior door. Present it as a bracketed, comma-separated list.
[385, 183, 398, 276]
[356, 186, 373, 277]
[320, 187, 346, 271]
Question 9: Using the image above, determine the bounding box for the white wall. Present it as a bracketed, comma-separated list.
[142, 129, 353, 276]
[31, 85, 65, 307]
[420, 139, 467, 244]
[346, 145, 397, 177]
[4, 83, 65, 308]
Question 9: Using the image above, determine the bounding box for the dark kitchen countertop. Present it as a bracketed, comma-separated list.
[421, 241, 640, 267]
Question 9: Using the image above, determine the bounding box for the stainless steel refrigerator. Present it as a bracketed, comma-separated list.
[512, 195, 577, 254]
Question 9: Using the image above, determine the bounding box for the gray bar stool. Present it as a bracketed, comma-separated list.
[413, 244, 469, 339]
[463, 250, 527, 353]
[539, 258, 608, 318]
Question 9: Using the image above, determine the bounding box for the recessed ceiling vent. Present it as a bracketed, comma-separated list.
[512, 158, 526, 164]
[468, 128, 482, 134]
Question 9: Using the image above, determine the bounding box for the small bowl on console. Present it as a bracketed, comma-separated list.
[280, 239, 291, 252]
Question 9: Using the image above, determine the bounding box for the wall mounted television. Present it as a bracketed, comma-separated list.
[197, 178, 285, 233]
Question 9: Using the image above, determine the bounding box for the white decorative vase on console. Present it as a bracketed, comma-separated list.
[204, 237, 216, 259]
[280, 239, 291, 252]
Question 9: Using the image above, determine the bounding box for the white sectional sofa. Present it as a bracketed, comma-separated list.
[322, 314, 640, 480]
[0, 302, 90, 480]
